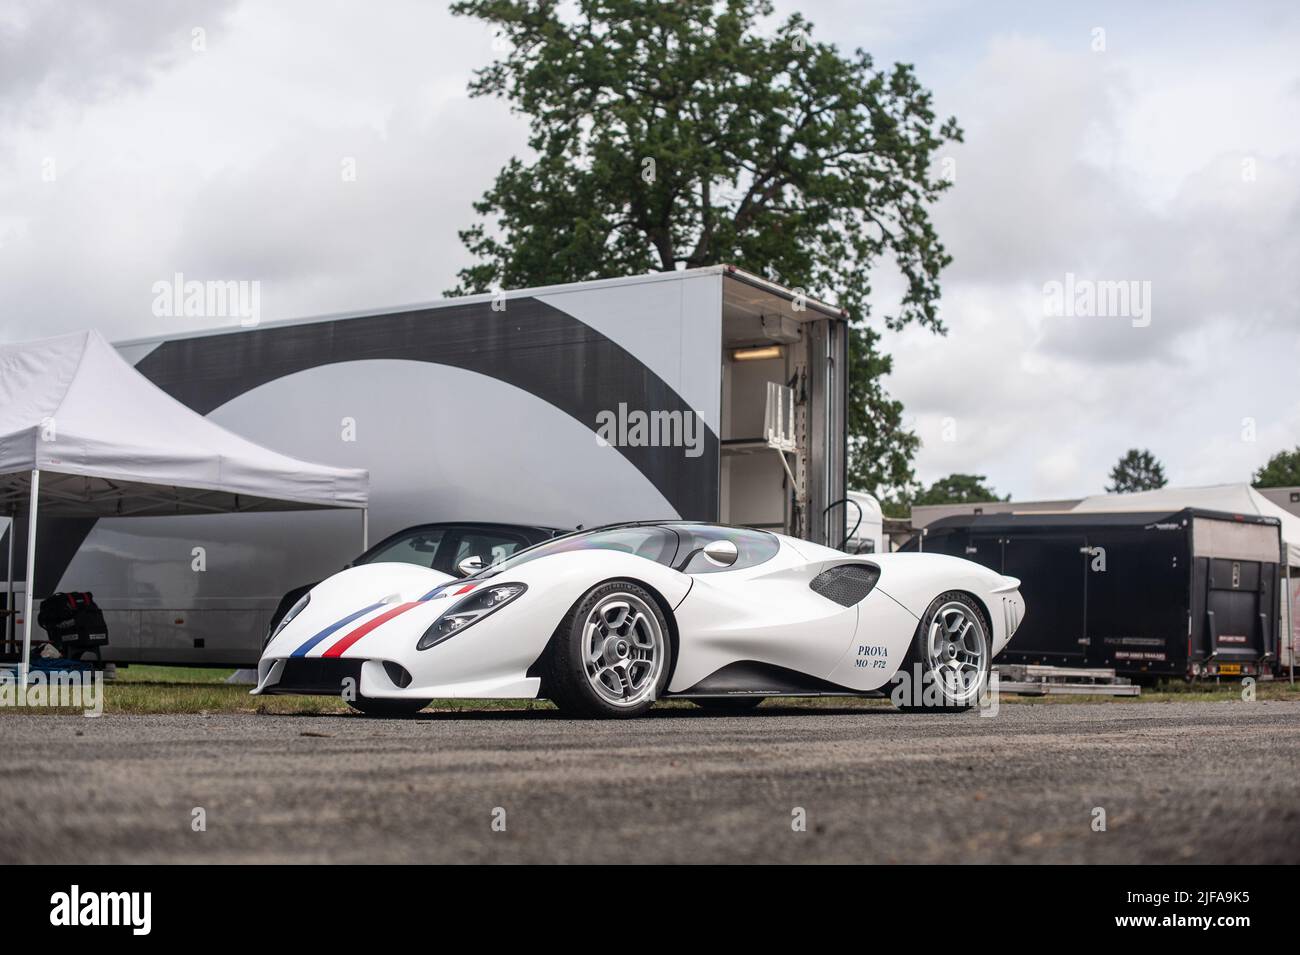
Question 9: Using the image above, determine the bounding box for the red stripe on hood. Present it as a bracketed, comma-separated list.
[321, 602, 421, 658]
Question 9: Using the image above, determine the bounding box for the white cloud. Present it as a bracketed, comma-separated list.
[0, 0, 1296, 504]
[0, 0, 525, 342]
[869, 19, 1300, 499]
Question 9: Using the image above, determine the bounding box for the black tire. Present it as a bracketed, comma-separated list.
[543, 581, 673, 719]
[890, 591, 990, 713]
[346, 695, 431, 718]
[691, 697, 765, 712]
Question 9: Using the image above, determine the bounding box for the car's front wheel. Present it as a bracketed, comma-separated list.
[891, 591, 990, 712]
[544, 581, 672, 718]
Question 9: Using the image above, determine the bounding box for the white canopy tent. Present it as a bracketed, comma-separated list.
[0, 330, 370, 681]
[1072, 483, 1300, 566]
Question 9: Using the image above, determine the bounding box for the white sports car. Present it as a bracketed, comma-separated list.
[252, 522, 1025, 718]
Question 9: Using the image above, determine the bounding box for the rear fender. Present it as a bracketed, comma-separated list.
[869, 552, 1024, 656]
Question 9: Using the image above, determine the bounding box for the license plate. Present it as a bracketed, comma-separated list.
[1218, 663, 1242, 675]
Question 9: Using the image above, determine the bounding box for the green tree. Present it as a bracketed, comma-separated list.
[1106, 448, 1167, 494]
[448, 0, 961, 497]
[1253, 447, 1300, 488]
[912, 473, 1008, 507]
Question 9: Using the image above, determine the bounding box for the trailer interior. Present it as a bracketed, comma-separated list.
[717, 269, 848, 546]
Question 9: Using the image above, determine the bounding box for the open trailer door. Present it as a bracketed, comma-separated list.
[717, 269, 846, 545]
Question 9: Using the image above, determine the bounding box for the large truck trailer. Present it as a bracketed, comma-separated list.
[1, 267, 848, 666]
[911, 508, 1282, 680]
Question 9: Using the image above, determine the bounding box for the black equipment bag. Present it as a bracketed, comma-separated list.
[36, 592, 109, 655]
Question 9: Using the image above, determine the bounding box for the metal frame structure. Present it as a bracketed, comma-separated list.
[3, 466, 368, 683]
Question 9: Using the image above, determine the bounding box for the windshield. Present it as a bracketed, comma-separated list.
[467, 525, 680, 578]
[667, 524, 780, 573]
[358, 529, 445, 568]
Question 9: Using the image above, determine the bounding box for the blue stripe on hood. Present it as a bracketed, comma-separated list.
[290, 601, 385, 658]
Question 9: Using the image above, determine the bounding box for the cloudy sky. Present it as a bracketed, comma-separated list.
[1, 0, 1296, 500]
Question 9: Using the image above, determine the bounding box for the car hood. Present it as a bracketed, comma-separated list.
[263, 562, 456, 658]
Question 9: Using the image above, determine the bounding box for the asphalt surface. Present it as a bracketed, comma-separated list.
[2, 701, 1298, 864]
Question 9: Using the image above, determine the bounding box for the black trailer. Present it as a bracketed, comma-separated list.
[907, 508, 1282, 680]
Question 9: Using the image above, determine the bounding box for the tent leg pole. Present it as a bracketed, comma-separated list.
[20, 469, 39, 686]
[5, 510, 13, 657]
[1288, 562, 1294, 686]
[362, 508, 369, 552]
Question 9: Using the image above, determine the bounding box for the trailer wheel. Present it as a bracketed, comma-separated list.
[891, 591, 990, 712]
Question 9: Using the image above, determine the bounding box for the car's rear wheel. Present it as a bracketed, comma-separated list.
[891, 591, 990, 712]
[691, 697, 764, 712]
[346, 695, 431, 718]
[545, 581, 672, 719]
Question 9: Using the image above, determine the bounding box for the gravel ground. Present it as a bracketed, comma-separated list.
[1, 700, 1298, 864]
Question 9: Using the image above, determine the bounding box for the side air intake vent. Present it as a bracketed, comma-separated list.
[809, 564, 881, 607]
[383, 661, 413, 688]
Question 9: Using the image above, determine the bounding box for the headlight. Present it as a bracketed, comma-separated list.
[417, 583, 526, 650]
[266, 592, 310, 647]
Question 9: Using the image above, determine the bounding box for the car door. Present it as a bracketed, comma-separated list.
[666, 526, 862, 693]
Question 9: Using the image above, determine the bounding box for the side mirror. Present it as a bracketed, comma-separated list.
[456, 555, 485, 578]
[702, 539, 739, 567]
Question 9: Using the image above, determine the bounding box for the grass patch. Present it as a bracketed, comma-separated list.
[996, 678, 1300, 705]
[106, 667, 545, 715]
[114, 665, 237, 685]
[2, 663, 1297, 715]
